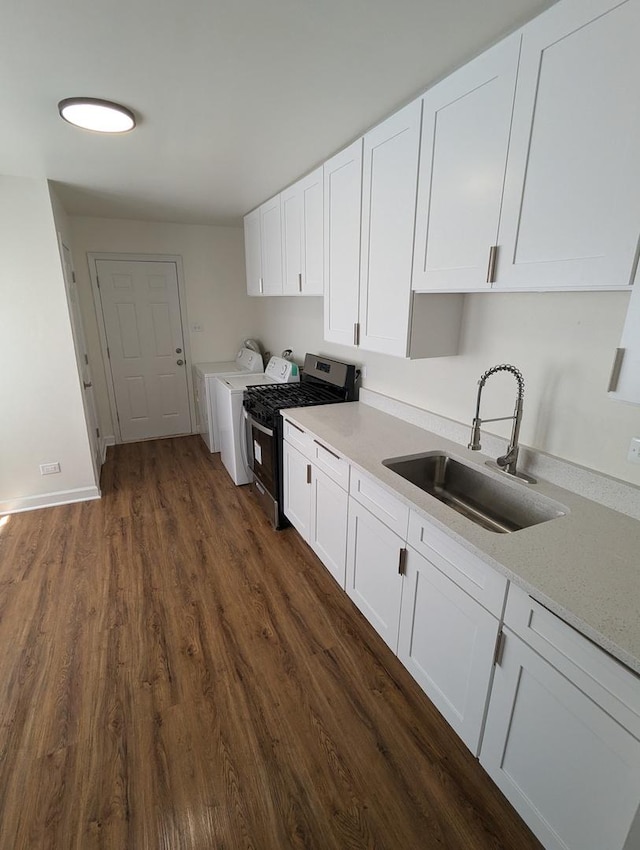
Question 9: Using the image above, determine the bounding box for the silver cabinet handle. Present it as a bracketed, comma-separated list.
[259, 277, 264, 294]
[298, 273, 303, 293]
[486, 245, 498, 284]
[306, 464, 312, 484]
[607, 348, 625, 392]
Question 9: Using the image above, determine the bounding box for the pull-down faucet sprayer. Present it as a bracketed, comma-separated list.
[468, 364, 535, 483]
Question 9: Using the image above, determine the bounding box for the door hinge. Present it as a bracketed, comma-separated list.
[353, 322, 360, 346]
[107, 346, 110, 359]
[398, 547, 407, 576]
[96, 276, 100, 288]
[493, 629, 506, 667]
[96, 427, 100, 439]
[72, 271, 76, 283]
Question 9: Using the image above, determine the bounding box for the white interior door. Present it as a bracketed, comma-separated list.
[59, 238, 101, 481]
[96, 259, 191, 442]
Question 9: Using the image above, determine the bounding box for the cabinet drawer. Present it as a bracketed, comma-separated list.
[311, 439, 350, 491]
[282, 418, 314, 458]
[505, 584, 640, 740]
[407, 511, 507, 617]
[350, 469, 410, 538]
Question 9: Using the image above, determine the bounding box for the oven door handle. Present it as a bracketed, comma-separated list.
[249, 417, 274, 438]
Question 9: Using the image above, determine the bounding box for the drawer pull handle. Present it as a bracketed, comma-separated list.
[313, 439, 340, 460]
[306, 464, 312, 485]
[398, 547, 407, 576]
[288, 421, 305, 434]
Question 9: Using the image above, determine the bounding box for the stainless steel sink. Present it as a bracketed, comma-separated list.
[382, 452, 567, 533]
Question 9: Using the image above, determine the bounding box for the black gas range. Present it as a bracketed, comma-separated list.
[243, 354, 358, 528]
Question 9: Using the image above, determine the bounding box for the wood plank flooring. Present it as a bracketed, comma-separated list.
[0, 437, 542, 849]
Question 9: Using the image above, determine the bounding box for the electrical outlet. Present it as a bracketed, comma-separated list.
[192, 323, 203, 332]
[40, 462, 61, 475]
[628, 438, 640, 464]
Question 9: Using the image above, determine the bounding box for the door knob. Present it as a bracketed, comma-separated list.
[177, 359, 184, 366]
[176, 347, 182, 354]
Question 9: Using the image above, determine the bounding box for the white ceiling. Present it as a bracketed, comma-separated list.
[1, 0, 557, 225]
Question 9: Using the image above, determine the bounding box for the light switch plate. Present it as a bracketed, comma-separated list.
[628, 437, 640, 464]
[40, 462, 61, 475]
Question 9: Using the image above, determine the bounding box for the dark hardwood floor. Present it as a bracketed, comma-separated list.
[0, 437, 542, 849]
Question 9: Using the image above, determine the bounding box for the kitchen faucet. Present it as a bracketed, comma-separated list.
[468, 364, 535, 483]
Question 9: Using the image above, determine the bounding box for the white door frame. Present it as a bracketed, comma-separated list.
[88, 252, 195, 443]
[58, 235, 101, 485]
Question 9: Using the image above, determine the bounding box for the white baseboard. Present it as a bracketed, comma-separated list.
[0, 486, 101, 516]
[100, 435, 116, 463]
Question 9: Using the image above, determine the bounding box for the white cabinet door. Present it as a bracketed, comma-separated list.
[359, 100, 422, 356]
[300, 168, 324, 296]
[345, 496, 405, 652]
[244, 207, 262, 295]
[481, 629, 640, 850]
[260, 195, 283, 295]
[282, 168, 324, 296]
[398, 547, 500, 755]
[323, 140, 363, 346]
[283, 440, 312, 539]
[310, 466, 348, 589]
[412, 35, 520, 292]
[496, 0, 640, 290]
[281, 183, 302, 295]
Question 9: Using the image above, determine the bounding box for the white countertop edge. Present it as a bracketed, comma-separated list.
[280, 403, 640, 678]
[359, 388, 640, 521]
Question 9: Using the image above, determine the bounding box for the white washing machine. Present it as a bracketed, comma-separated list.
[193, 347, 264, 452]
[215, 357, 299, 485]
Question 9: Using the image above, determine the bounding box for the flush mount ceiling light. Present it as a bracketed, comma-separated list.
[57, 97, 136, 133]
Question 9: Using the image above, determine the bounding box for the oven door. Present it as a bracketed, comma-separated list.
[247, 416, 277, 498]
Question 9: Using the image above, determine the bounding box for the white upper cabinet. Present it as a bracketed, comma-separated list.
[359, 100, 423, 356]
[244, 207, 262, 296]
[281, 167, 324, 296]
[244, 195, 283, 296]
[323, 140, 363, 345]
[259, 195, 283, 295]
[496, 0, 640, 290]
[412, 35, 520, 293]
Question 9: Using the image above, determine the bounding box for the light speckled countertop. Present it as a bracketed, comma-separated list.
[282, 402, 640, 675]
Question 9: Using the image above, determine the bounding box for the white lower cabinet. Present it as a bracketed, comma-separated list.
[282, 439, 312, 540]
[285, 422, 640, 850]
[309, 466, 348, 588]
[345, 496, 405, 653]
[282, 429, 349, 589]
[480, 585, 640, 850]
[398, 546, 500, 755]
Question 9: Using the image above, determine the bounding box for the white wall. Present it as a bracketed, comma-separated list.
[253, 292, 640, 486]
[68, 217, 257, 437]
[0, 176, 97, 512]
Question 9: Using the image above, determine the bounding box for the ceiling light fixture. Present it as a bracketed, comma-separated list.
[57, 97, 136, 133]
